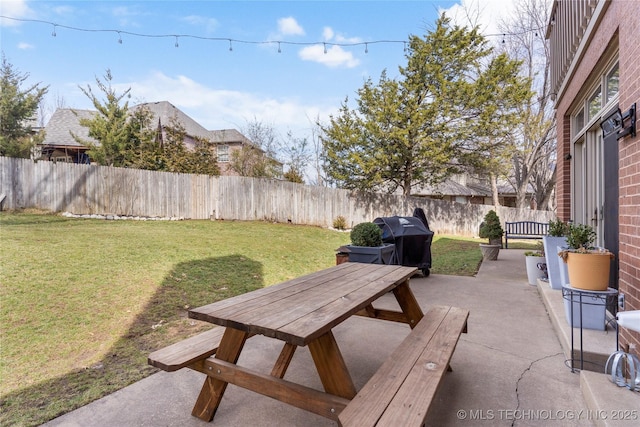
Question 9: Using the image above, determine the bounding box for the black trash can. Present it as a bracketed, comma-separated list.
[373, 208, 434, 276]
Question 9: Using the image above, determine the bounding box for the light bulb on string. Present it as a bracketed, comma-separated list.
[117, 31, 122, 44]
[502, 34, 505, 44]
[174, 36, 179, 48]
[51, 24, 56, 37]
[278, 42, 281, 53]
[365, 43, 368, 54]
[323, 42, 327, 54]
[228, 39, 233, 52]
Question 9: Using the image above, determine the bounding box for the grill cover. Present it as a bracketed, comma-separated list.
[373, 209, 433, 271]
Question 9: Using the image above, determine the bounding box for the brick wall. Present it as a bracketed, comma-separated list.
[617, 0, 640, 355]
[554, 0, 640, 356]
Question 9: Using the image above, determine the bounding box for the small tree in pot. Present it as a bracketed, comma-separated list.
[479, 210, 503, 261]
[558, 223, 614, 291]
[346, 222, 395, 264]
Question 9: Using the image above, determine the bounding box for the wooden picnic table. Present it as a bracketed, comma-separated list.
[186, 261, 421, 423]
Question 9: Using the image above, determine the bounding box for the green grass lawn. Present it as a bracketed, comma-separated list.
[0, 211, 488, 426]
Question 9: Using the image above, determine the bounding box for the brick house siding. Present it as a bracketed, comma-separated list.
[551, 0, 640, 356]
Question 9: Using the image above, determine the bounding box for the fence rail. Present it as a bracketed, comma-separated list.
[0, 157, 554, 235]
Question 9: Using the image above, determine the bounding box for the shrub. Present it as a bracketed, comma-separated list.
[333, 215, 347, 230]
[548, 218, 569, 237]
[479, 210, 503, 243]
[566, 223, 596, 251]
[350, 222, 382, 247]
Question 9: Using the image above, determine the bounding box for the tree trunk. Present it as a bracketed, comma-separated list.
[490, 172, 500, 208]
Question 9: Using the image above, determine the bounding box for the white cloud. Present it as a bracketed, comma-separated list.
[440, 0, 517, 37]
[299, 44, 360, 69]
[322, 27, 334, 41]
[278, 17, 305, 36]
[123, 71, 337, 136]
[18, 42, 34, 49]
[298, 26, 361, 68]
[0, 0, 33, 26]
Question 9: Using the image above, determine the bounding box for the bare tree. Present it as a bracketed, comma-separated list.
[499, 0, 556, 210]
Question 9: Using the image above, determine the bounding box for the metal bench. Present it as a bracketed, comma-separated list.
[339, 306, 469, 427]
[504, 221, 549, 249]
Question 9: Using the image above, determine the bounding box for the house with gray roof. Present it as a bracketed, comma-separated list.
[39, 101, 268, 176]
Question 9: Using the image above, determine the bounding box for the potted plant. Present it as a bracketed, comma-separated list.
[558, 223, 615, 291]
[524, 242, 546, 286]
[542, 218, 569, 290]
[558, 223, 614, 330]
[478, 210, 503, 261]
[346, 222, 396, 264]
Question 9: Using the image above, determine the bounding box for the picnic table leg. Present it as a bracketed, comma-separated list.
[191, 328, 248, 421]
[308, 330, 357, 399]
[392, 279, 424, 329]
[271, 343, 297, 378]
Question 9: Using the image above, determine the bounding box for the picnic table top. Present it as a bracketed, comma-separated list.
[189, 262, 417, 347]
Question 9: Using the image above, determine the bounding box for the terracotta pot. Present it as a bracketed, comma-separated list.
[566, 251, 613, 291]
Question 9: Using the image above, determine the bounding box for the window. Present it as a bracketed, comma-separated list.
[217, 144, 229, 162]
[574, 110, 584, 136]
[606, 64, 619, 103]
[572, 61, 618, 138]
[588, 87, 601, 121]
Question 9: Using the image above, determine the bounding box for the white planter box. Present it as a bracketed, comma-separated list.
[543, 236, 568, 290]
[525, 256, 546, 285]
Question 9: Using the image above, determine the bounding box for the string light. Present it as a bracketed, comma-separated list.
[2, 15, 546, 54]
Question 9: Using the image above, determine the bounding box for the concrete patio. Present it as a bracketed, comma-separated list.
[44, 249, 638, 427]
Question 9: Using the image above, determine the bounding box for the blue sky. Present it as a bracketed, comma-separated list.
[1, 0, 514, 140]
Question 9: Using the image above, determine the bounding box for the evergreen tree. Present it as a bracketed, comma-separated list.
[74, 69, 137, 167]
[0, 55, 48, 158]
[320, 15, 528, 197]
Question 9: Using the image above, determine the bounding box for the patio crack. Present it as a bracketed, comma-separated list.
[511, 352, 564, 427]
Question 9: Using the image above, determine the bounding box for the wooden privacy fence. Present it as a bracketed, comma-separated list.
[0, 157, 554, 235]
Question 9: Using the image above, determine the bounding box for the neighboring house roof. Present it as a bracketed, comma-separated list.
[40, 101, 253, 150]
[410, 177, 534, 198]
[414, 179, 488, 197]
[42, 108, 97, 148]
[132, 101, 212, 141]
[209, 128, 253, 145]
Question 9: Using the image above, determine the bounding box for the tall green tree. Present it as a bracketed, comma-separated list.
[74, 69, 137, 166]
[321, 16, 491, 196]
[0, 54, 48, 158]
[320, 16, 528, 197]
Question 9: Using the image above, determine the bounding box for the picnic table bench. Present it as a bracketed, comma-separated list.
[148, 262, 468, 426]
[504, 221, 549, 249]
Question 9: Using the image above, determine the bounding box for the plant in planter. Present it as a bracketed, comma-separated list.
[524, 242, 547, 286]
[478, 210, 503, 261]
[558, 223, 615, 291]
[542, 218, 569, 290]
[346, 222, 396, 264]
